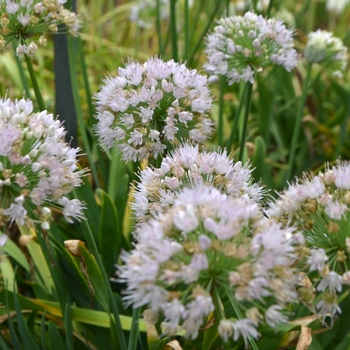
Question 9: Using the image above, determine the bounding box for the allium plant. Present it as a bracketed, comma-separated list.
[326, 0, 350, 14]
[268, 160, 350, 321]
[129, 0, 169, 29]
[0, 97, 86, 231]
[119, 185, 298, 344]
[132, 143, 264, 224]
[304, 30, 348, 78]
[94, 57, 214, 162]
[204, 12, 298, 84]
[0, 0, 80, 58]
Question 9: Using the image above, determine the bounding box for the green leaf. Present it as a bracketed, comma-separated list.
[3, 238, 30, 273]
[64, 239, 109, 310]
[48, 321, 66, 350]
[0, 332, 11, 350]
[13, 285, 40, 350]
[17, 226, 55, 294]
[1, 256, 16, 292]
[96, 188, 121, 276]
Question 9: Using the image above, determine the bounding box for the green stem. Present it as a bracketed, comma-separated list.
[183, 0, 189, 61]
[13, 42, 31, 99]
[224, 285, 259, 350]
[238, 82, 253, 162]
[286, 64, 312, 181]
[24, 55, 45, 111]
[78, 38, 94, 119]
[127, 307, 141, 350]
[170, 0, 178, 61]
[78, 208, 127, 349]
[267, 0, 274, 17]
[67, 37, 101, 188]
[218, 76, 225, 146]
[188, 0, 222, 66]
[212, 287, 231, 350]
[226, 83, 247, 153]
[156, 0, 163, 55]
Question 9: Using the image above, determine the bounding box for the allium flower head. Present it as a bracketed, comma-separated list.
[130, 0, 169, 29]
[268, 161, 350, 320]
[234, 0, 269, 12]
[0, 0, 81, 58]
[304, 30, 348, 77]
[94, 58, 214, 162]
[326, 0, 350, 14]
[0, 96, 86, 230]
[204, 12, 298, 84]
[132, 143, 264, 223]
[118, 185, 297, 342]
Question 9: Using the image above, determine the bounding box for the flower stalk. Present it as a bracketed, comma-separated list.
[286, 63, 312, 181]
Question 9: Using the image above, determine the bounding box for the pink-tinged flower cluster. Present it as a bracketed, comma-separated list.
[0, 96, 86, 230]
[204, 12, 298, 84]
[132, 144, 264, 223]
[0, 0, 81, 58]
[268, 160, 350, 321]
[118, 185, 297, 342]
[94, 57, 214, 162]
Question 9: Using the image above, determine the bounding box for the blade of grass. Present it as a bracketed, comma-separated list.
[67, 36, 101, 188]
[75, 194, 127, 349]
[188, 0, 222, 66]
[13, 283, 40, 350]
[286, 64, 312, 181]
[127, 307, 141, 350]
[24, 54, 45, 111]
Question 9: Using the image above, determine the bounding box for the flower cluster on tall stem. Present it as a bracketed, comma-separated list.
[94, 57, 214, 162]
[0, 0, 81, 58]
[268, 160, 350, 321]
[132, 143, 264, 224]
[0, 96, 86, 231]
[119, 185, 298, 343]
[204, 12, 298, 85]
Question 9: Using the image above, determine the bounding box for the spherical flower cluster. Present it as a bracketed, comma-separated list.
[204, 12, 298, 84]
[0, 96, 86, 230]
[268, 160, 350, 321]
[234, 0, 269, 13]
[326, 0, 350, 14]
[304, 30, 348, 78]
[94, 57, 214, 162]
[0, 0, 81, 58]
[132, 143, 264, 223]
[129, 0, 169, 29]
[119, 185, 297, 343]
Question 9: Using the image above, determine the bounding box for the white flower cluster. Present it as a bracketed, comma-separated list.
[304, 30, 348, 78]
[326, 0, 350, 14]
[94, 57, 214, 162]
[132, 144, 264, 223]
[0, 0, 81, 58]
[0, 96, 86, 230]
[268, 160, 350, 321]
[119, 185, 297, 342]
[204, 12, 298, 84]
[129, 0, 169, 29]
[234, 0, 270, 12]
